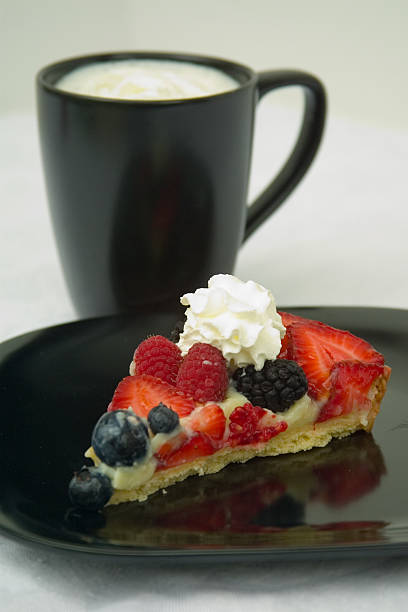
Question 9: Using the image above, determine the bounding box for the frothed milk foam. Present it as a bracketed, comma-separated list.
[56, 59, 238, 101]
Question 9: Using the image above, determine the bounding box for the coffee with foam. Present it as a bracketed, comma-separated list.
[56, 59, 238, 101]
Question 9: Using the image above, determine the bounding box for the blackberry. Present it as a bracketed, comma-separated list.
[168, 319, 185, 343]
[148, 403, 180, 434]
[68, 466, 113, 511]
[92, 410, 150, 467]
[232, 359, 308, 412]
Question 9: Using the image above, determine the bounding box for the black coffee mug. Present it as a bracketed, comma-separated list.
[37, 51, 326, 318]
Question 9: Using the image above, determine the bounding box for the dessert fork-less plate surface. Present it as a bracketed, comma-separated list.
[0, 306, 407, 560]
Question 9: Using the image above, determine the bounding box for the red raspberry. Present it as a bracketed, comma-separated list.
[176, 343, 229, 403]
[228, 403, 265, 446]
[228, 403, 288, 446]
[132, 335, 182, 385]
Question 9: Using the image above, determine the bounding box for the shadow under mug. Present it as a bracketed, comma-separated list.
[36, 51, 326, 318]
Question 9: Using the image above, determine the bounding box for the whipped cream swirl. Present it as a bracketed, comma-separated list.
[177, 274, 285, 370]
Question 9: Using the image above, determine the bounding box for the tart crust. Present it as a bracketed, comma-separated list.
[93, 368, 390, 505]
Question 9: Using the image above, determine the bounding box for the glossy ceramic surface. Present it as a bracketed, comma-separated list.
[37, 52, 325, 317]
[0, 307, 407, 560]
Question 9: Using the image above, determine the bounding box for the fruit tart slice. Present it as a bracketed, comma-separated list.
[68, 275, 390, 511]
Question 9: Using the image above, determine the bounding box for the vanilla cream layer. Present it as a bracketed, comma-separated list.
[86, 387, 318, 491]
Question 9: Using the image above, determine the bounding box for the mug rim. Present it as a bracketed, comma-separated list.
[36, 50, 257, 106]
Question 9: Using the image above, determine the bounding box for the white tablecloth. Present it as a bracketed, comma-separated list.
[1, 105, 407, 610]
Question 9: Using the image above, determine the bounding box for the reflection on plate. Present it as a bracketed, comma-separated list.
[91, 433, 387, 549]
[1, 306, 408, 559]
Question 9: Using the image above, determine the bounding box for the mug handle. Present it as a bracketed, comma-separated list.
[244, 70, 326, 240]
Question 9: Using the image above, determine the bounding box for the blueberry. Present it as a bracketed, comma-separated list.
[68, 466, 113, 511]
[148, 403, 180, 434]
[65, 506, 106, 530]
[92, 410, 150, 467]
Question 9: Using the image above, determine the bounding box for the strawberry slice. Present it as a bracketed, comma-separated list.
[278, 311, 312, 358]
[317, 361, 384, 422]
[284, 323, 333, 398]
[278, 311, 309, 328]
[278, 332, 290, 360]
[154, 430, 188, 464]
[108, 374, 195, 418]
[283, 320, 384, 400]
[157, 433, 215, 469]
[186, 404, 226, 441]
[155, 405, 226, 464]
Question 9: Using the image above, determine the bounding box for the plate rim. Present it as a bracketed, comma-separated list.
[1, 305, 406, 559]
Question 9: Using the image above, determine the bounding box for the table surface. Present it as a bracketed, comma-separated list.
[1, 104, 408, 610]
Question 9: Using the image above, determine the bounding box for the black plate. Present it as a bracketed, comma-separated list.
[1, 306, 407, 560]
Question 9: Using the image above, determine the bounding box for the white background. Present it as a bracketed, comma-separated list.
[1, 2, 408, 610]
[2, 0, 408, 129]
